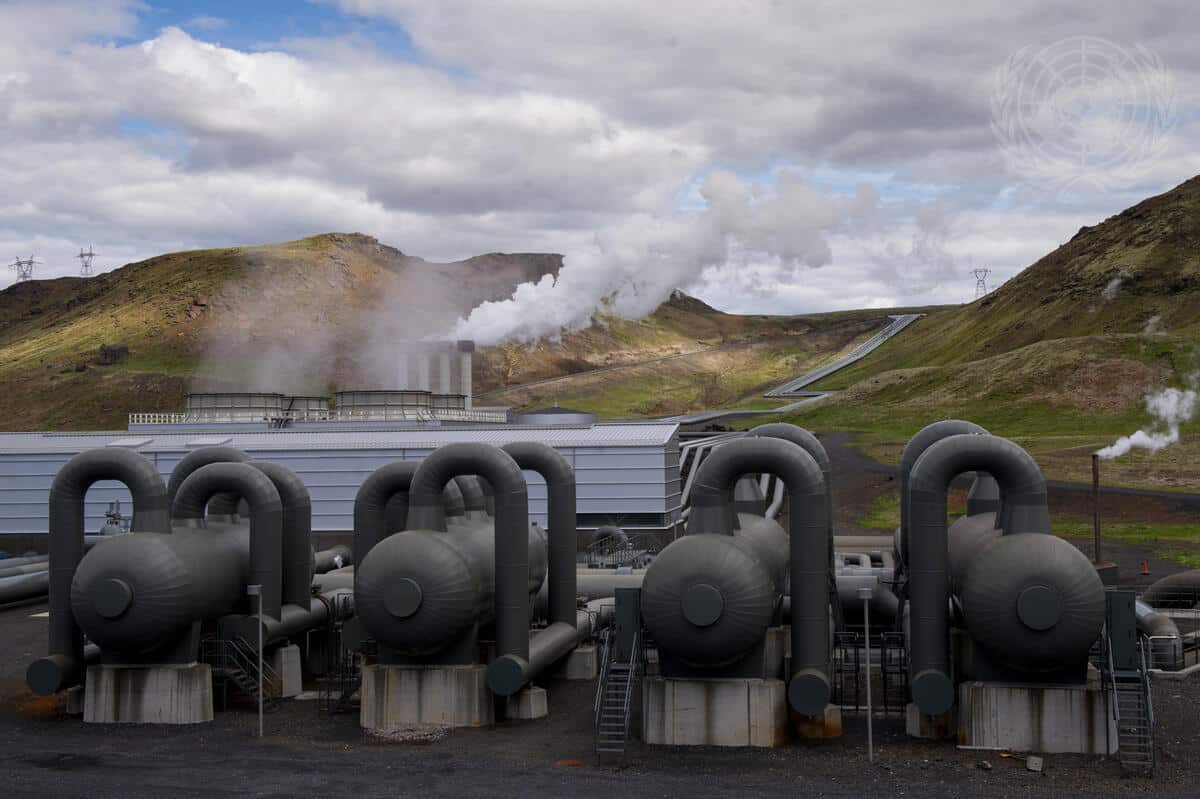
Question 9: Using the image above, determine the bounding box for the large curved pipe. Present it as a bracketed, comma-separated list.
[488, 442, 579, 695]
[899, 421, 989, 565]
[906, 434, 1049, 715]
[1142, 569, 1200, 609]
[28, 448, 169, 695]
[966, 473, 1001, 517]
[406, 443, 531, 668]
[353, 461, 420, 567]
[1136, 599, 1183, 669]
[246, 460, 313, 608]
[166, 446, 248, 522]
[750, 423, 832, 549]
[689, 436, 831, 716]
[454, 476, 490, 519]
[171, 462, 284, 620]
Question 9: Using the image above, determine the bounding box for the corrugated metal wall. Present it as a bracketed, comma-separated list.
[0, 428, 681, 536]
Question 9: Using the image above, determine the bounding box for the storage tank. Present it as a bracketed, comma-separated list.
[185, 392, 284, 421]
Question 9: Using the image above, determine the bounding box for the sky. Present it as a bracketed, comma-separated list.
[1, 1, 1197, 337]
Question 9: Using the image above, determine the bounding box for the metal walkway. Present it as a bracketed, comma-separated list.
[764, 313, 924, 397]
[661, 313, 923, 426]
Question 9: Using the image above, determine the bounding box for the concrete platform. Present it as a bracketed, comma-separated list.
[270, 644, 302, 698]
[562, 644, 598, 680]
[84, 663, 213, 724]
[956, 681, 1116, 754]
[360, 664, 494, 730]
[643, 677, 787, 747]
[791, 704, 843, 739]
[505, 686, 548, 720]
[906, 703, 955, 740]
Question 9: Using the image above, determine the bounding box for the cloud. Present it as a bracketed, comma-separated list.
[0, 0, 1198, 331]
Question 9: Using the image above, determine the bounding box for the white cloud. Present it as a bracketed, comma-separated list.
[0, 0, 1197, 338]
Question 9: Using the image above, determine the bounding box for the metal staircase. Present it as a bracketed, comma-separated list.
[1107, 638, 1155, 774]
[594, 629, 642, 756]
[202, 636, 282, 711]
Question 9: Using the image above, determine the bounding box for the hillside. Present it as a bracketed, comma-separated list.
[0, 232, 890, 430]
[778, 176, 1200, 492]
[0, 233, 563, 429]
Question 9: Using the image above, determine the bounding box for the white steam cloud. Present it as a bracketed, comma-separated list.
[1096, 381, 1198, 459]
[450, 170, 879, 345]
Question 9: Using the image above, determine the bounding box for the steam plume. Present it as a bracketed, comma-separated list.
[1096, 381, 1198, 459]
[450, 170, 879, 345]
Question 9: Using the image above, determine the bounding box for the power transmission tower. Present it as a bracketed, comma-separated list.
[77, 246, 96, 277]
[9, 255, 40, 282]
[972, 267, 991, 300]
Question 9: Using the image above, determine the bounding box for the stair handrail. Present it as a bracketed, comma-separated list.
[620, 630, 642, 742]
[594, 628, 613, 725]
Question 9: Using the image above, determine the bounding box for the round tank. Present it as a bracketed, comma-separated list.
[334, 389, 431, 418]
[354, 520, 547, 656]
[513, 406, 598, 426]
[641, 513, 787, 669]
[69, 522, 249, 654]
[959, 533, 1104, 672]
[946, 512, 1001, 596]
[185, 392, 284, 421]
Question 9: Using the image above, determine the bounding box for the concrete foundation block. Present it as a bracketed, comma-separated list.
[956, 681, 1116, 755]
[906, 703, 955, 740]
[505, 686, 548, 720]
[563, 644, 598, 680]
[84, 663, 213, 724]
[791, 704, 843, 739]
[270, 644, 302, 698]
[643, 677, 787, 747]
[360, 664, 494, 730]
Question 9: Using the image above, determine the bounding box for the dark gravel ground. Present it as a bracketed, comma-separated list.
[2, 431, 1198, 797]
[4, 601, 1199, 796]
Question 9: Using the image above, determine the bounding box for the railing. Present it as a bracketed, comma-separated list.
[129, 406, 509, 426]
[593, 628, 613, 724]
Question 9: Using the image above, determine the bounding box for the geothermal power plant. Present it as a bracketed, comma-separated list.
[0, 338, 1193, 779]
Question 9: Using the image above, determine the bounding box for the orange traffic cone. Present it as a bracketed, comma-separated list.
[1141, 561, 1150, 576]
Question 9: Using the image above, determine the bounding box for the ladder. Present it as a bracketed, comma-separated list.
[1105, 635, 1155, 774]
[594, 630, 642, 756]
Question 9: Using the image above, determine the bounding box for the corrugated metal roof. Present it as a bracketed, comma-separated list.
[0, 422, 679, 454]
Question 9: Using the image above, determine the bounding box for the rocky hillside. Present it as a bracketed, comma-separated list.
[0, 233, 562, 429]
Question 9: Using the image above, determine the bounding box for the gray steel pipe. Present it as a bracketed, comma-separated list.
[171, 462, 284, 620]
[314, 545, 352, 573]
[166, 446, 248, 522]
[353, 461, 420, 566]
[0, 554, 48, 569]
[488, 441, 579, 695]
[500, 442, 577, 628]
[899, 420, 989, 566]
[1135, 599, 1183, 668]
[246, 460, 313, 608]
[28, 448, 169, 695]
[407, 443, 531, 669]
[0, 562, 49, 579]
[454, 475, 490, 520]
[0, 570, 49, 604]
[239, 588, 355, 645]
[750, 423, 833, 559]
[1142, 569, 1200, 609]
[966, 473, 1001, 517]
[906, 434, 1049, 715]
[687, 436, 831, 716]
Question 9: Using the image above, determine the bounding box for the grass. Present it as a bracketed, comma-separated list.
[1054, 520, 1200, 568]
